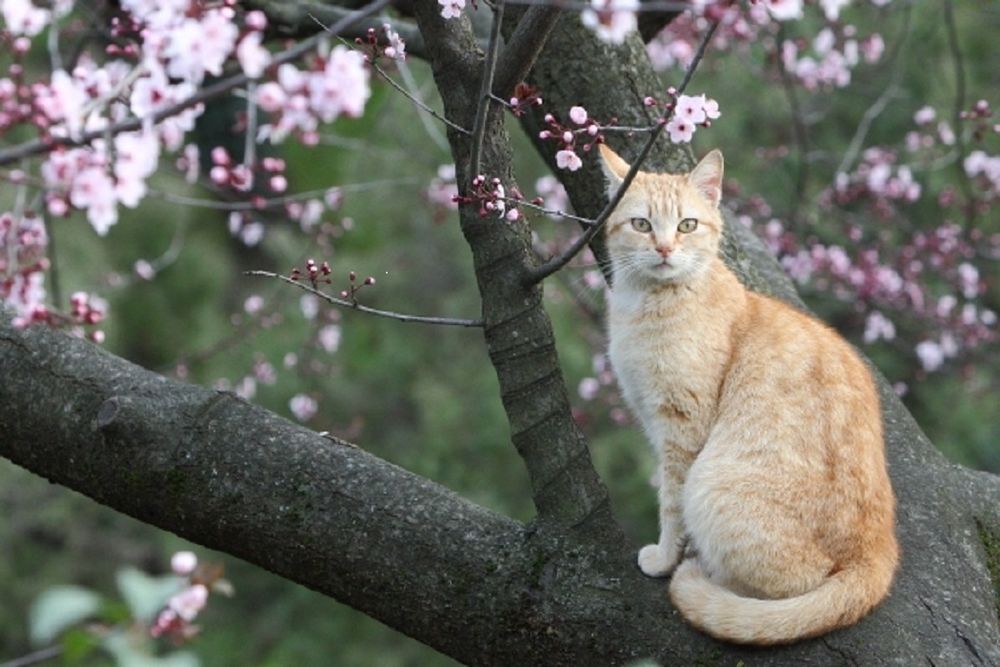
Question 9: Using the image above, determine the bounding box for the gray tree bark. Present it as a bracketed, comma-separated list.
[2, 2, 999, 665]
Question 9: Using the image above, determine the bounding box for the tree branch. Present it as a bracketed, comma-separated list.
[493, 5, 563, 99]
[246, 270, 484, 327]
[411, 1, 619, 536]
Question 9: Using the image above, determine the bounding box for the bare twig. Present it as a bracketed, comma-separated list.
[525, 20, 720, 285]
[469, 0, 506, 179]
[775, 26, 809, 223]
[246, 271, 484, 328]
[0, 645, 63, 667]
[149, 177, 423, 211]
[498, 196, 593, 224]
[942, 0, 976, 229]
[835, 3, 912, 178]
[371, 61, 471, 135]
[0, 0, 394, 167]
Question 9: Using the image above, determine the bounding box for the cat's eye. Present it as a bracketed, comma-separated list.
[678, 218, 698, 233]
[630, 217, 652, 233]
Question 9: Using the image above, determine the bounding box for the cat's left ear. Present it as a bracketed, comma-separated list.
[598, 144, 631, 195]
[688, 149, 724, 208]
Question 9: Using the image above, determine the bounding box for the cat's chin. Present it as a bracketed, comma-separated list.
[642, 262, 693, 285]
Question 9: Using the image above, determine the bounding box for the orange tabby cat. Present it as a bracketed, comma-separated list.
[599, 144, 898, 645]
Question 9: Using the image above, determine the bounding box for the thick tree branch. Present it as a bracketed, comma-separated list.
[245, 0, 428, 57]
[411, 1, 619, 537]
[493, 5, 562, 98]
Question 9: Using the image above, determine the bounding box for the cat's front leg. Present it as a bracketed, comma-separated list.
[637, 457, 687, 577]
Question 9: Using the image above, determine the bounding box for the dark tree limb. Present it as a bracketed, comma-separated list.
[2, 3, 1000, 665]
[493, 5, 563, 98]
[410, 1, 620, 538]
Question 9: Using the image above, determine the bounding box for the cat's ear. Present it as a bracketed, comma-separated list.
[598, 144, 631, 194]
[688, 149, 724, 208]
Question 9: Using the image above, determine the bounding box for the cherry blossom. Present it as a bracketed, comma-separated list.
[237, 31, 272, 79]
[170, 551, 198, 576]
[0, 0, 50, 36]
[290, 394, 319, 422]
[666, 118, 695, 143]
[438, 0, 465, 20]
[581, 0, 639, 45]
[556, 149, 583, 171]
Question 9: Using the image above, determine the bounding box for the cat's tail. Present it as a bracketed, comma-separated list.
[668, 554, 896, 645]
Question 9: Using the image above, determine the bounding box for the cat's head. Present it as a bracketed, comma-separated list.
[598, 145, 724, 287]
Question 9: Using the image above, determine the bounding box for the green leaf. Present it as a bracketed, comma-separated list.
[60, 628, 100, 665]
[115, 568, 184, 624]
[29, 585, 102, 645]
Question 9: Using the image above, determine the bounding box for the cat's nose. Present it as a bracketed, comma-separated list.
[656, 245, 673, 257]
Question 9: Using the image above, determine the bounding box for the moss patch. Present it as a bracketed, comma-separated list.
[976, 519, 1000, 622]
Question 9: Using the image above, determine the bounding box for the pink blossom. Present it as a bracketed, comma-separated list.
[578, 377, 600, 401]
[818, 0, 850, 21]
[1, 0, 50, 36]
[863, 311, 896, 343]
[170, 551, 198, 575]
[168, 584, 209, 621]
[556, 149, 583, 171]
[913, 106, 936, 126]
[915, 340, 944, 372]
[69, 167, 118, 235]
[534, 175, 570, 218]
[569, 106, 589, 125]
[438, 0, 465, 19]
[665, 118, 695, 143]
[675, 94, 707, 124]
[234, 376, 257, 400]
[383, 23, 407, 60]
[581, 0, 638, 45]
[165, 12, 239, 84]
[861, 34, 885, 63]
[318, 324, 342, 353]
[701, 96, 721, 120]
[765, 0, 803, 21]
[290, 394, 318, 422]
[237, 32, 271, 79]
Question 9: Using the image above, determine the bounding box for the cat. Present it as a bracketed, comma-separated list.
[599, 144, 898, 645]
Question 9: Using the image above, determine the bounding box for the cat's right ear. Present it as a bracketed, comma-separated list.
[598, 144, 631, 196]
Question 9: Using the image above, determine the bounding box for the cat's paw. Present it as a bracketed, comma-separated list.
[637, 543, 680, 578]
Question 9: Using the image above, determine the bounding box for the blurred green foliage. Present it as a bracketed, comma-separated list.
[2, 2, 997, 665]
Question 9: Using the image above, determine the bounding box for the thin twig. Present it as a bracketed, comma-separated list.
[149, 177, 423, 211]
[498, 196, 593, 224]
[246, 271, 484, 328]
[942, 0, 976, 229]
[835, 3, 912, 177]
[0, 645, 63, 667]
[776, 26, 809, 223]
[371, 61, 471, 135]
[469, 0, 506, 179]
[525, 20, 720, 286]
[0, 0, 394, 167]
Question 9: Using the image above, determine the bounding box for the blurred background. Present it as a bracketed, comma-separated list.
[1, 1, 997, 665]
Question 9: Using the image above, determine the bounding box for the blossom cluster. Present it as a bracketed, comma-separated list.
[457, 175, 522, 221]
[538, 106, 603, 172]
[735, 195, 996, 378]
[354, 24, 408, 62]
[648, 0, 887, 92]
[536, 95, 720, 173]
[255, 46, 371, 145]
[149, 551, 220, 641]
[1, 209, 48, 326]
